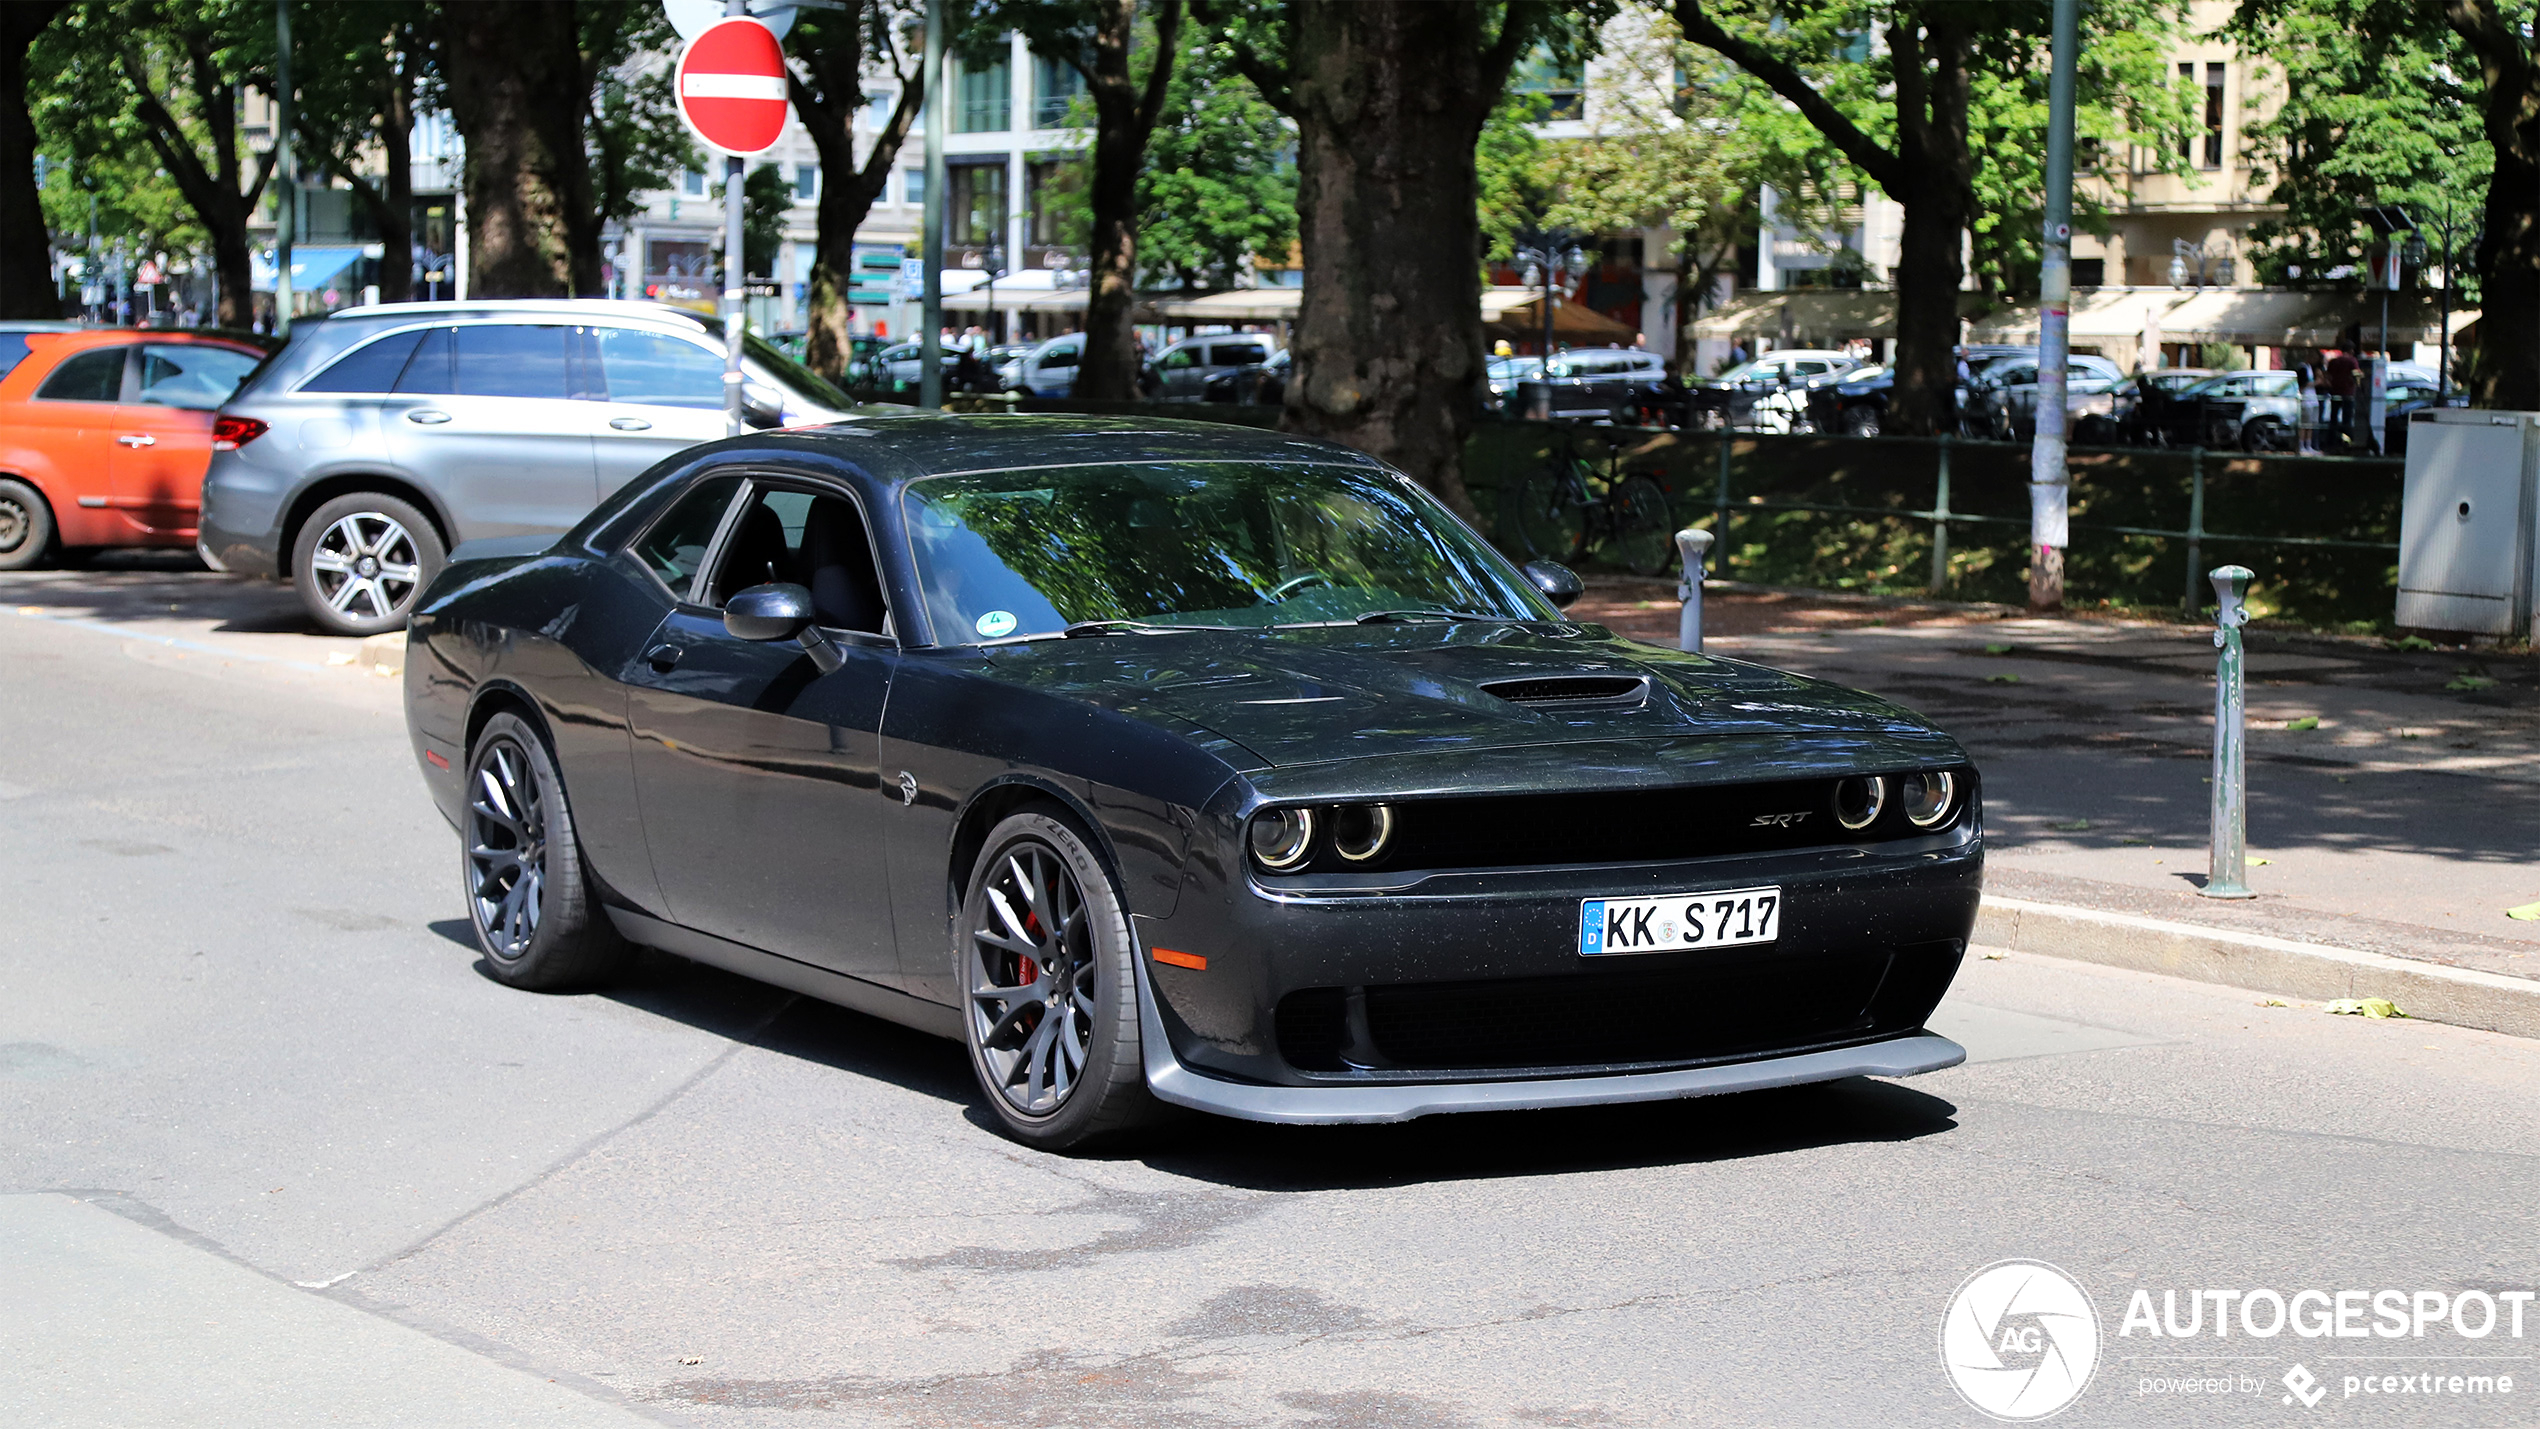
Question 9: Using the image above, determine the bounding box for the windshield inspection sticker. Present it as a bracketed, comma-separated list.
[975, 610, 1018, 639]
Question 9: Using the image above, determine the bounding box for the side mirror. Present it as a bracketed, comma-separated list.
[1523, 560, 1584, 610]
[742, 388, 785, 430]
[726, 582, 847, 673]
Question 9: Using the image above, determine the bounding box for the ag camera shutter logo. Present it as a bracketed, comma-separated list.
[1941, 1259, 2102, 1420]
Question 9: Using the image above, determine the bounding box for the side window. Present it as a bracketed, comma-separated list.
[137, 345, 260, 410]
[712, 487, 891, 633]
[631, 475, 744, 599]
[597, 328, 726, 409]
[453, 324, 573, 400]
[1792, 361, 1831, 377]
[35, 347, 128, 403]
[303, 330, 427, 394]
[2253, 374, 2297, 397]
[393, 327, 458, 394]
[1038, 344, 1078, 370]
[1158, 346, 1198, 371]
[1214, 341, 1268, 366]
[703, 487, 812, 607]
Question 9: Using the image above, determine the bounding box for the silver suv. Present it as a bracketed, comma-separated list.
[199, 300, 855, 634]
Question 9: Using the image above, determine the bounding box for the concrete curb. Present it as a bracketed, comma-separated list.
[354, 631, 405, 678]
[1977, 896, 2540, 1041]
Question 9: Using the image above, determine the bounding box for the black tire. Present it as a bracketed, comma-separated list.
[1501, 466, 1590, 564]
[292, 491, 446, 636]
[2241, 417, 2285, 453]
[958, 810, 1170, 1152]
[463, 712, 631, 991]
[0, 477, 57, 571]
[1606, 474, 1676, 577]
[1842, 406, 1881, 438]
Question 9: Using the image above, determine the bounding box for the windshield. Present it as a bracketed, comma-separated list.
[741, 330, 852, 410]
[900, 461, 1558, 644]
[1488, 356, 1542, 381]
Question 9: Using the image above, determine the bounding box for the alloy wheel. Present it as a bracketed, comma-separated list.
[966, 841, 1097, 1116]
[308, 511, 422, 621]
[0, 495, 26, 553]
[467, 736, 548, 962]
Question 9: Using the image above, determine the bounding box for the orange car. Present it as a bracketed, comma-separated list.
[0, 329, 270, 570]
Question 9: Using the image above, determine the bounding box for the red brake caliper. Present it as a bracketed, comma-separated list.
[1017, 909, 1041, 986]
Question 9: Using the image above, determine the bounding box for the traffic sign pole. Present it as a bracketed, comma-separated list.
[919, 0, 945, 411]
[673, 9, 794, 435]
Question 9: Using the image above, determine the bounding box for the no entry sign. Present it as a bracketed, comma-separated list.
[674, 16, 790, 156]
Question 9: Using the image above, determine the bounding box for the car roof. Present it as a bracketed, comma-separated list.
[17, 327, 267, 354]
[325, 298, 713, 331]
[713, 413, 1386, 491]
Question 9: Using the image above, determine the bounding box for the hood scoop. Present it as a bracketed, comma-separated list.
[1479, 673, 1651, 708]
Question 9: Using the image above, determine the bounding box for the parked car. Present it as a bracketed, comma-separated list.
[1965, 354, 2127, 441]
[1805, 346, 2058, 438]
[1001, 333, 1085, 397]
[198, 299, 855, 635]
[1487, 347, 1673, 422]
[404, 414, 1980, 1151]
[2161, 370, 2303, 450]
[2096, 368, 2216, 446]
[1691, 349, 1861, 430]
[0, 328, 271, 570]
[1202, 346, 1289, 405]
[875, 340, 961, 393]
[1149, 332, 1279, 401]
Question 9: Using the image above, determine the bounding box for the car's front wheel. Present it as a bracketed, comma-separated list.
[463, 712, 629, 990]
[1842, 406, 1881, 438]
[0, 478, 57, 571]
[293, 492, 446, 636]
[959, 810, 1168, 1151]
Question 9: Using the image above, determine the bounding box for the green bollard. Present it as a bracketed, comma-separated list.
[2203, 565, 2257, 899]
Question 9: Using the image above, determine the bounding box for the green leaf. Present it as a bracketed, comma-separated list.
[2506, 902, 2540, 922]
[2392, 635, 2438, 652]
[1984, 672, 2021, 684]
[2051, 819, 2090, 832]
[1983, 643, 2013, 655]
[2324, 998, 2405, 1019]
[2446, 675, 2498, 692]
[2285, 716, 2320, 731]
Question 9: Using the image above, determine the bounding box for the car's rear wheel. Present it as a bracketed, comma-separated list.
[464, 712, 629, 991]
[0, 478, 57, 571]
[293, 492, 445, 636]
[1842, 406, 1881, 438]
[2241, 416, 2286, 453]
[959, 810, 1168, 1151]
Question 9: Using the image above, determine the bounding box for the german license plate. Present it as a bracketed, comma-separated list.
[1579, 886, 1782, 955]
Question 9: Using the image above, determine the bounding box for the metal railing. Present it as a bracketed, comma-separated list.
[1692, 431, 2401, 614]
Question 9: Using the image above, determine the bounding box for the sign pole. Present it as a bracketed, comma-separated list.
[919, 0, 945, 410]
[274, 0, 294, 338]
[720, 0, 749, 436]
[2027, 0, 2077, 610]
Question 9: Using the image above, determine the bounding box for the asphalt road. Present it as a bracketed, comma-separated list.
[6, 566, 2536, 1429]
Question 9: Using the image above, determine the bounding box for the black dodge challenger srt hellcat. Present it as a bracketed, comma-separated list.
[404, 415, 1980, 1150]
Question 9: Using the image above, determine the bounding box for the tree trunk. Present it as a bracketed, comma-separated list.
[374, 57, 416, 305]
[2444, 2, 2540, 409]
[118, 40, 268, 329]
[442, 1, 600, 298]
[1284, 1, 1519, 521]
[0, 3, 68, 319]
[1887, 175, 1968, 434]
[789, 6, 919, 382]
[1070, 0, 1182, 401]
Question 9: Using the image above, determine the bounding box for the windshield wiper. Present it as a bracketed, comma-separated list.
[1060, 619, 1241, 638]
[1349, 608, 1515, 625]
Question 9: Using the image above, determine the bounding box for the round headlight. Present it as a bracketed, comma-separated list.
[1833, 775, 1887, 831]
[1248, 807, 1316, 871]
[1899, 771, 1957, 828]
[1331, 803, 1394, 863]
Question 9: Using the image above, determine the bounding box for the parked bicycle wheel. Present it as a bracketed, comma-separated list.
[1604, 474, 1676, 577]
[1501, 465, 1589, 563]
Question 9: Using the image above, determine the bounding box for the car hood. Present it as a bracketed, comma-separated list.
[971, 623, 1960, 774]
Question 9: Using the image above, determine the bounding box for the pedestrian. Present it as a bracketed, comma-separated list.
[2323, 347, 2358, 442]
[1633, 332, 1648, 349]
[2295, 363, 2321, 455]
[1727, 340, 1748, 367]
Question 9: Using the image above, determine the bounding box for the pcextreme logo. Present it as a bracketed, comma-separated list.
[1941, 1260, 2102, 1421]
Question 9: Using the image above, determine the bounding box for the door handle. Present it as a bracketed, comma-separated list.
[645, 644, 683, 672]
[405, 409, 452, 425]
[115, 433, 157, 447]
[609, 417, 653, 431]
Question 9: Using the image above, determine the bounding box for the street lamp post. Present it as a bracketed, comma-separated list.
[274, 0, 294, 338]
[1514, 228, 1585, 419]
[2029, 0, 2079, 611]
[984, 243, 1005, 346]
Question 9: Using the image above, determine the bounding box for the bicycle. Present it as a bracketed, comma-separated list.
[1498, 424, 1678, 577]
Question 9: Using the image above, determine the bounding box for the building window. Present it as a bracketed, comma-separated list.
[1028, 159, 1083, 248]
[2071, 258, 2105, 288]
[903, 168, 925, 207]
[1032, 53, 1087, 128]
[1511, 46, 1584, 122]
[955, 56, 1011, 134]
[865, 89, 896, 129]
[682, 169, 707, 197]
[794, 164, 818, 201]
[2203, 62, 2225, 169]
[947, 161, 1005, 248]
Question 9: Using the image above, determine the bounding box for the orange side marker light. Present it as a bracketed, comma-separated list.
[1151, 947, 1207, 971]
[424, 750, 450, 770]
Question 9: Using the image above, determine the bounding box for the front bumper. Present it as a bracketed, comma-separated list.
[1135, 949, 1965, 1124]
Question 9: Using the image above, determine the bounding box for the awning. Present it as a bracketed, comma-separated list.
[1480, 287, 1640, 344]
[1972, 288, 2470, 348]
[1965, 288, 2200, 343]
[1687, 288, 1990, 342]
[249, 245, 366, 293]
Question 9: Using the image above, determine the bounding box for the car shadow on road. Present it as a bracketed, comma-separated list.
[1126, 1076, 1958, 1192]
[1, 555, 322, 636]
[433, 919, 982, 1107]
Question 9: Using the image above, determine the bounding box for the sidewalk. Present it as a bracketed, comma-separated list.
[1575, 577, 2540, 1028]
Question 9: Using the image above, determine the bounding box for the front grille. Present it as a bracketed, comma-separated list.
[1275, 940, 1962, 1073]
[1480, 674, 1649, 706]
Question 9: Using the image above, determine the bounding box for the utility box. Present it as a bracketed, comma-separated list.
[2397, 408, 2540, 637]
